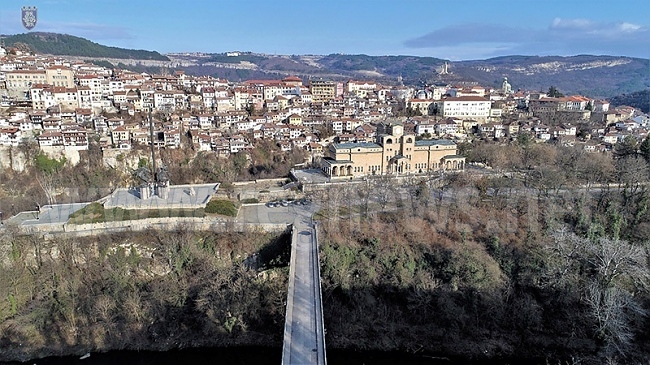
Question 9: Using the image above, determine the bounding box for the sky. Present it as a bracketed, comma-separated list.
[0, 0, 649, 60]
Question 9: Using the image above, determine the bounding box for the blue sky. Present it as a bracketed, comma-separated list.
[1, 0, 649, 60]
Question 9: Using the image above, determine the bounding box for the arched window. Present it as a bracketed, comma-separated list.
[406, 137, 413, 143]
[385, 138, 393, 144]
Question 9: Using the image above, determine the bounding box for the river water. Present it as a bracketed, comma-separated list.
[0, 347, 543, 365]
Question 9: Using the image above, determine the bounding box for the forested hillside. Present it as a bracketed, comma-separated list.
[2, 135, 650, 363]
[610, 89, 650, 113]
[0, 229, 291, 362]
[2, 33, 169, 60]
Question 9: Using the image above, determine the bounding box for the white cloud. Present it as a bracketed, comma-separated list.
[619, 22, 641, 32]
[550, 18, 593, 30]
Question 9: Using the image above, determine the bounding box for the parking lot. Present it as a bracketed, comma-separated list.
[237, 200, 316, 225]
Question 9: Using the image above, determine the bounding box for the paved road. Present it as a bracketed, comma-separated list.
[4, 203, 90, 226]
[237, 202, 318, 225]
[282, 207, 326, 365]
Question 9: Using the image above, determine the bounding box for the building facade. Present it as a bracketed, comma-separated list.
[321, 122, 464, 178]
[440, 96, 491, 122]
[309, 80, 336, 103]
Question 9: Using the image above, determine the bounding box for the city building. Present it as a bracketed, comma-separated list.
[321, 121, 464, 178]
[309, 80, 336, 103]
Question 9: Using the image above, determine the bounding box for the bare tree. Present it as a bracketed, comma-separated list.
[401, 175, 426, 216]
[372, 174, 397, 211]
[585, 281, 644, 356]
[585, 237, 648, 289]
[36, 172, 59, 205]
[547, 230, 649, 289]
[546, 229, 649, 357]
[616, 155, 649, 196]
[575, 152, 615, 191]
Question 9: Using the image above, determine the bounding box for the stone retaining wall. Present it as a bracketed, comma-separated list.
[11, 217, 288, 238]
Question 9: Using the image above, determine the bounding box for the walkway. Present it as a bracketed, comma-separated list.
[281, 209, 327, 365]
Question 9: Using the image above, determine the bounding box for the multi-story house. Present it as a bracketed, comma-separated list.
[37, 131, 64, 147]
[0, 127, 21, 146]
[407, 99, 435, 115]
[62, 128, 89, 150]
[229, 135, 248, 153]
[434, 120, 460, 136]
[42, 117, 62, 131]
[163, 128, 181, 148]
[111, 125, 130, 146]
[154, 91, 176, 110]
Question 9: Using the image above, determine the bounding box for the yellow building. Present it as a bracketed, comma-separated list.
[322, 122, 465, 178]
[287, 113, 303, 126]
[309, 80, 336, 103]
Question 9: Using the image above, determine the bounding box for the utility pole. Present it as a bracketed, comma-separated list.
[149, 109, 157, 182]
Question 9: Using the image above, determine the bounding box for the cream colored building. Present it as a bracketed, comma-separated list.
[310, 80, 336, 103]
[322, 122, 464, 178]
[5, 69, 46, 99]
[45, 66, 75, 88]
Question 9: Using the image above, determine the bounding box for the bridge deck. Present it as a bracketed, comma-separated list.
[281, 214, 326, 365]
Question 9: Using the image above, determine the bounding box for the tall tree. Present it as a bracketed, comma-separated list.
[547, 86, 564, 98]
[33, 153, 66, 205]
[639, 136, 650, 163]
[613, 136, 638, 158]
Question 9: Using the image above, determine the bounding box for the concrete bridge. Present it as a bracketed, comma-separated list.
[281, 212, 327, 365]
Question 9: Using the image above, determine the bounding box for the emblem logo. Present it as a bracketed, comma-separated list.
[21, 6, 38, 31]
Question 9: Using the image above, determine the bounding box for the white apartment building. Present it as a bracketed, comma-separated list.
[441, 96, 491, 122]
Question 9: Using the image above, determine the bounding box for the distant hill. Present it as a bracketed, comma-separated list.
[1, 32, 646, 98]
[1, 32, 169, 61]
[451, 55, 650, 99]
[610, 89, 650, 113]
[170, 52, 649, 98]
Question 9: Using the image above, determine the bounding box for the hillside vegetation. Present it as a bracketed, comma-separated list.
[610, 89, 650, 113]
[316, 170, 650, 363]
[2, 33, 169, 61]
[0, 228, 291, 362]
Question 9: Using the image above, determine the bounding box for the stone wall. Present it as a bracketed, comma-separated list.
[10, 216, 289, 239]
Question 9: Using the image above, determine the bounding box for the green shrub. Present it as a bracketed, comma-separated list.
[241, 198, 259, 204]
[205, 200, 238, 216]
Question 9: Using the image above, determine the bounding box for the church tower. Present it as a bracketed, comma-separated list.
[502, 77, 512, 94]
